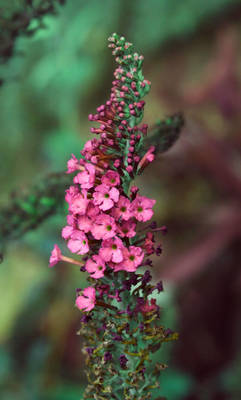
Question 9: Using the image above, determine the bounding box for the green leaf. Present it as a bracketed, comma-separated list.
[39, 197, 56, 207]
[18, 201, 36, 215]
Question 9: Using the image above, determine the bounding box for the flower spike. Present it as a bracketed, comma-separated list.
[50, 33, 178, 400]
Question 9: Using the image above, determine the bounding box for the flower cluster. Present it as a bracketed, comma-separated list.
[51, 162, 157, 311]
[49, 33, 161, 313]
[49, 33, 176, 400]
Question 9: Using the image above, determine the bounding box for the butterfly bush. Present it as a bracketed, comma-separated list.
[49, 33, 177, 400]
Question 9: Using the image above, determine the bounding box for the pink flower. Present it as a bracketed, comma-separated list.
[69, 191, 89, 215]
[81, 140, 93, 159]
[137, 146, 155, 170]
[65, 186, 79, 204]
[131, 195, 156, 222]
[76, 287, 96, 312]
[147, 153, 155, 162]
[113, 246, 144, 272]
[77, 215, 92, 233]
[140, 299, 157, 314]
[67, 154, 80, 173]
[90, 155, 98, 164]
[118, 219, 136, 238]
[85, 255, 106, 278]
[73, 162, 96, 189]
[99, 237, 125, 263]
[86, 201, 100, 218]
[93, 184, 119, 211]
[143, 232, 155, 255]
[66, 214, 75, 226]
[67, 230, 89, 255]
[101, 170, 120, 186]
[49, 244, 62, 267]
[81, 139, 99, 160]
[112, 195, 132, 221]
[62, 225, 74, 239]
[130, 186, 139, 194]
[91, 214, 117, 240]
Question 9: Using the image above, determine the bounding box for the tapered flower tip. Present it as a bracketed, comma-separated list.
[76, 287, 96, 312]
[49, 244, 62, 267]
[119, 354, 128, 369]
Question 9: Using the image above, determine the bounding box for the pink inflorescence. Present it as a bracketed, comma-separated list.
[49, 33, 163, 312]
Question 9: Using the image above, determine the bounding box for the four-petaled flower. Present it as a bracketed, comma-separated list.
[131, 195, 156, 222]
[118, 219, 136, 238]
[69, 191, 89, 215]
[77, 215, 92, 233]
[76, 287, 96, 312]
[113, 246, 144, 272]
[73, 162, 96, 189]
[101, 170, 120, 187]
[93, 184, 119, 211]
[99, 237, 125, 263]
[67, 230, 89, 255]
[113, 195, 132, 221]
[85, 255, 106, 279]
[91, 214, 117, 240]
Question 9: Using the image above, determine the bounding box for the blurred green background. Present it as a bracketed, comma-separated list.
[0, 1, 241, 399]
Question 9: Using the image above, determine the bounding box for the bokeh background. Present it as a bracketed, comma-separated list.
[0, 1, 241, 399]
